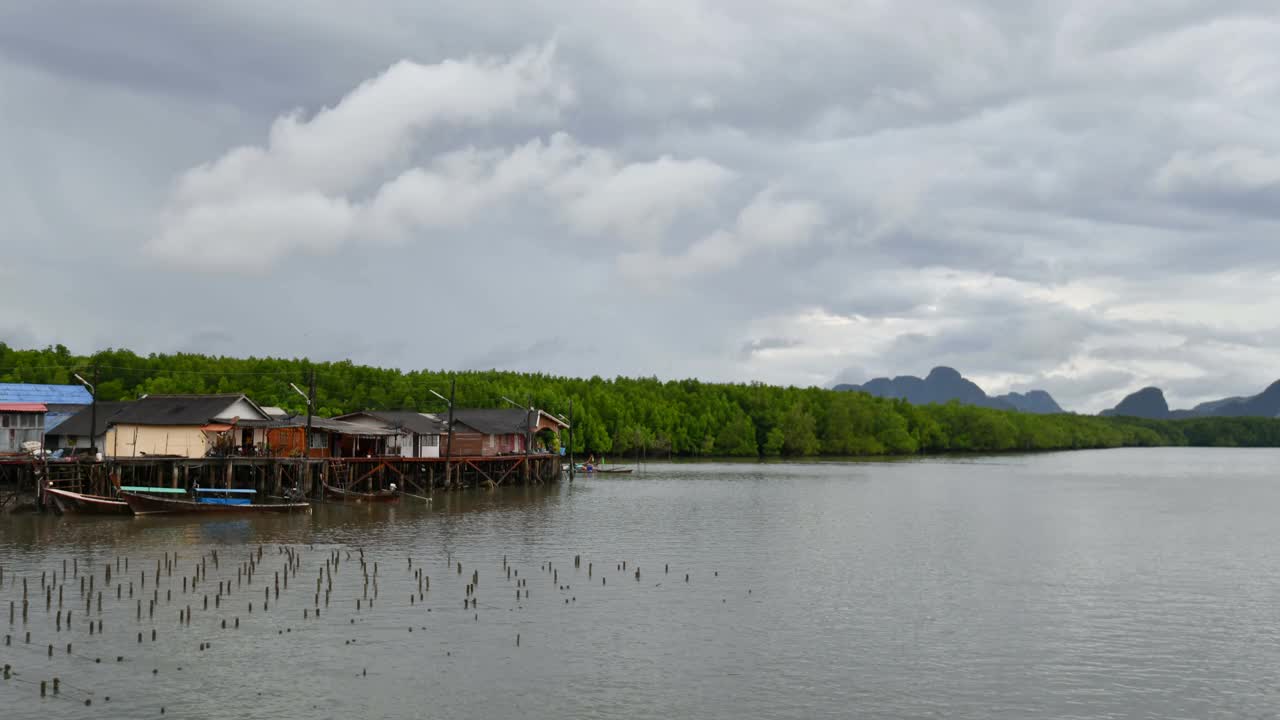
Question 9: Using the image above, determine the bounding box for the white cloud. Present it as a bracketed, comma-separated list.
[148, 45, 740, 269]
[176, 44, 569, 199]
[154, 191, 356, 267]
[619, 189, 825, 280]
[149, 44, 571, 267]
[551, 154, 733, 245]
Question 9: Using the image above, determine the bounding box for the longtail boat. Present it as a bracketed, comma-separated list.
[322, 483, 401, 504]
[44, 487, 131, 515]
[573, 464, 634, 475]
[120, 488, 311, 515]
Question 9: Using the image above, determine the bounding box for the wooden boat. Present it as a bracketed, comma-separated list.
[573, 464, 634, 475]
[120, 490, 311, 515]
[322, 483, 401, 504]
[44, 487, 131, 515]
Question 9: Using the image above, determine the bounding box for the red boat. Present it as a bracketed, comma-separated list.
[322, 483, 401, 504]
[119, 491, 311, 515]
[44, 487, 131, 515]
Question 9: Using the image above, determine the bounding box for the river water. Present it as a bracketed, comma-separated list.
[2, 447, 1280, 719]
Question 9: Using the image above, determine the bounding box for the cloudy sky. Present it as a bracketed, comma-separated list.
[3, 1, 1279, 413]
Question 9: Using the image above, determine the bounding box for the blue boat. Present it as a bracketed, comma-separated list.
[194, 488, 256, 506]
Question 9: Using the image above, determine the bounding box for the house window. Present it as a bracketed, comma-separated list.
[422, 435, 439, 447]
[309, 432, 327, 449]
[0, 415, 8, 428]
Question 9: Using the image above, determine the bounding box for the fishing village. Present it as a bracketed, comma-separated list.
[0, 381, 676, 716]
[0, 381, 632, 517]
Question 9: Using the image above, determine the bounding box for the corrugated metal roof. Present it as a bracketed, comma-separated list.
[110, 394, 267, 426]
[237, 416, 400, 436]
[335, 411, 448, 435]
[0, 384, 92, 404]
[449, 408, 532, 435]
[44, 402, 133, 438]
[0, 402, 48, 412]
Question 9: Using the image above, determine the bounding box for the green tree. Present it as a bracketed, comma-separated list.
[780, 404, 821, 456]
[762, 427, 785, 456]
[715, 410, 759, 456]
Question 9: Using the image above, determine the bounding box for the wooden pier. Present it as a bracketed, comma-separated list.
[0, 454, 563, 513]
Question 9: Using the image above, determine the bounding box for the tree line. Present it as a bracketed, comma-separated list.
[3, 343, 1278, 457]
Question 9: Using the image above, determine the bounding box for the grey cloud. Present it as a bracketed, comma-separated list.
[3, 1, 1280, 412]
[176, 329, 237, 356]
[463, 337, 574, 373]
[0, 325, 38, 352]
[739, 337, 802, 359]
[877, 303, 1098, 375]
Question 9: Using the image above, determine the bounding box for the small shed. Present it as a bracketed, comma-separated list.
[257, 417, 398, 458]
[445, 408, 568, 457]
[0, 402, 47, 454]
[334, 411, 447, 458]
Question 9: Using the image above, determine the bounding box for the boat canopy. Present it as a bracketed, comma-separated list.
[194, 488, 257, 494]
[119, 486, 187, 495]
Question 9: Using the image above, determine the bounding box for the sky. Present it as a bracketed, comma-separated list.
[2, 1, 1279, 413]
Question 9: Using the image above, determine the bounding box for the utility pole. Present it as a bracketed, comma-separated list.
[74, 368, 99, 457]
[89, 365, 99, 455]
[525, 394, 533, 483]
[289, 375, 314, 470]
[444, 377, 456, 489]
[304, 369, 315, 451]
[568, 398, 574, 482]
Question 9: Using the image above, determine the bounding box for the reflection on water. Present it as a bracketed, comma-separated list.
[3, 448, 1280, 719]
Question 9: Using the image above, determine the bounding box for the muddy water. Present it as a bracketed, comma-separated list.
[3, 448, 1280, 719]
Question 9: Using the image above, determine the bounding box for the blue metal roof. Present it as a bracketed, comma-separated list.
[0, 383, 93, 404]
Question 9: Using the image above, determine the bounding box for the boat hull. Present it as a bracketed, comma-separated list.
[120, 492, 311, 515]
[45, 487, 131, 515]
[322, 484, 401, 504]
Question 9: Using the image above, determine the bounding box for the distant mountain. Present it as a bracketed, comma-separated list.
[836, 366, 1064, 413]
[996, 390, 1064, 414]
[1103, 380, 1280, 419]
[1188, 380, 1280, 418]
[1100, 387, 1170, 419]
[1187, 396, 1248, 415]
